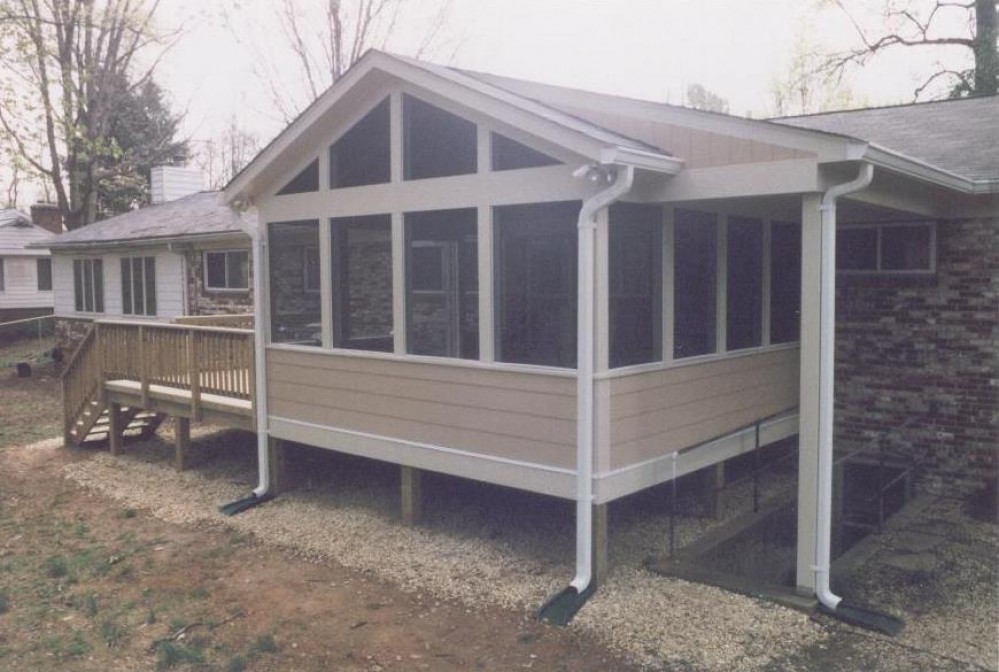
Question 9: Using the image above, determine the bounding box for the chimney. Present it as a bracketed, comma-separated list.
[150, 166, 206, 205]
[30, 202, 63, 234]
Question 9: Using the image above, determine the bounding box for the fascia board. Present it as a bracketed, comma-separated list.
[41, 231, 248, 253]
[863, 144, 988, 194]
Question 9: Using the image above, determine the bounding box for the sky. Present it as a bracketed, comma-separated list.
[158, 0, 974, 149]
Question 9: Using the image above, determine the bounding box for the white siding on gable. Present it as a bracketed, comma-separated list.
[52, 249, 185, 319]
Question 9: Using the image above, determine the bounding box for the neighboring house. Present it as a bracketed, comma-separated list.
[34, 169, 252, 356]
[0, 208, 56, 323]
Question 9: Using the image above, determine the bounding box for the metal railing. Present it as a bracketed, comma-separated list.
[0, 314, 55, 359]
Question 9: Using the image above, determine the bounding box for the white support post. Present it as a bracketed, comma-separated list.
[796, 192, 823, 594]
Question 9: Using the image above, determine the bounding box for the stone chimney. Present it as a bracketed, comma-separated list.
[30, 202, 63, 234]
[150, 166, 206, 205]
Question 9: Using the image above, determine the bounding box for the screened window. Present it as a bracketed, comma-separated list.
[837, 223, 934, 273]
[770, 222, 801, 345]
[121, 256, 156, 316]
[726, 216, 764, 351]
[330, 97, 391, 188]
[495, 201, 579, 368]
[73, 259, 104, 313]
[268, 220, 321, 346]
[276, 159, 319, 195]
[36, 258, 52, 291]
[406, 209, 478, 359]
[673, 209, 718, 359]
[303, 246, 320, 292]
[204, 250, 249, 291]
[609, 203, 662, 368]
[331, 215, 393, 352]
[491, 133, 560, 171]
[403, 95, 477, 180]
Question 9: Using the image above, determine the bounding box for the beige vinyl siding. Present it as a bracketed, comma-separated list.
[556, 107, 812, 169]
[267, 347, 577, 468]
[609, 348, 799, 469]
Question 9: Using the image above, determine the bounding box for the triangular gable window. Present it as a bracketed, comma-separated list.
[276, 159, 319, 195]
[403, 94, 477, 180]
[330, 97, 391, 189]
[491, 133, 561, 171]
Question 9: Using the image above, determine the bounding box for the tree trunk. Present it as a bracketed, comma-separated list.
[975, 0, 999, 95]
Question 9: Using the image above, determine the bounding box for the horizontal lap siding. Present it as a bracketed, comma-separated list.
[609, 349, 799, 469]
[267, 348, 577, 468]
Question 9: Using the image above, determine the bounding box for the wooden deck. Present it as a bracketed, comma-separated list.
[62, 319, 255, 468]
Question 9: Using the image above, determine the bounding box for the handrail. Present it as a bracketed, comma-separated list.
[61, 324, 96, 380]
[94, 318, 252, 335]
[0, 314, 55, 328]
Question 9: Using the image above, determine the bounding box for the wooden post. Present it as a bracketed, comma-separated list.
[592, 503, 609, 586]
[188, 330, 202, 420]
[267, 437, 286, 495]
[108, 402, 124, 456]
[400, 466, 423, 526]
[138, 325, 150, 408]
[175, 416, 191, 471]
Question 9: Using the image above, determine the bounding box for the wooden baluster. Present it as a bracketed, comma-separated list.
[139, 325, 149, 408]
[189, 329, 201, 420]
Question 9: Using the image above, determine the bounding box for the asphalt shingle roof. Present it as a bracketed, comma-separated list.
[773, 96, 999, 181]
[41, 192, 244, 249]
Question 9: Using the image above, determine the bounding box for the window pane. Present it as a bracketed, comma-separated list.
[881, 225, 932, 270]
[491, 133, 560, 171]
[206, 252, 226, 289]
[331, 215, 393, 352]
[405, 208, 478, 359]
[726, 216, 764, 351]
[837, 228, 877, 270]
[770, 222, 801, 344]
[121, 258, 133, 314]
[303, 246, 320, 292]
[0, 259, 4, 291]
[674, 209, 717, 359]
[226, 251, 249, 289]
[331, 97, 391, 188]
[495, 201, 579, 368]
[131, 258, 145, 315]
[269, 220, 321, 346]
[276, 159, 319, 195]
[609, 203, 662, 368]
[37, 258, 52, 291]
[144, 257, 156, 315]
[403, 95, 477, 180]
[93, 260, 104, 312]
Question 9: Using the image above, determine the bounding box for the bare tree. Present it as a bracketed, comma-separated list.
[229, 0, 455, 124]
[770, 35, 865, 116]
[829, 0, 998, 98]
[193, 117, 261, 190]
[0, 0, 178, 229]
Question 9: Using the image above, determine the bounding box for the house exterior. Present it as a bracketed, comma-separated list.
[37, 181, 253, 356]
[0, 209, 55, 323]
[215, 51, 996, 610]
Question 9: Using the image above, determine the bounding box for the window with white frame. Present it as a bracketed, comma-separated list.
[73, 258, 104, 313]
[673, 209, 718, 359]
[331, 214, 394, 352]
[609, 203, 663, 368]
[204, 250, 249, 291]
[37, 258, 52, 291]
[837, 222, 935, 273]
[303, 246, 320, 293]
[726, 216, 764, 351]
[121, 256, 156, 316]
[269, 220, 321, 346]
[769, 222, 801, 345]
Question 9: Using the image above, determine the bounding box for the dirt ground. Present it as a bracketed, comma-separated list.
[0, 365, 640, 670]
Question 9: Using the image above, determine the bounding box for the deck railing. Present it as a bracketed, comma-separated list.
[61, 325, 100, 444]
[173, 314, 255, 329]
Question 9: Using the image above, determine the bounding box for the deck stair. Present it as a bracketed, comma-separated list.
[61, 320, 256, 450]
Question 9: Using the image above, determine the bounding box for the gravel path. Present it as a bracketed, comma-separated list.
[54, 427, 827, 671]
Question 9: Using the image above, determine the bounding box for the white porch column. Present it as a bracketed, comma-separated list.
[796, 192, 822, 593]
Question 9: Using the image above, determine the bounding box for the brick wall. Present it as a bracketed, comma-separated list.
[835, 217, 998, 494]
[184, 249, 254, 316]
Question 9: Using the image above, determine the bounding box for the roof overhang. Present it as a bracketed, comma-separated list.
[863, 144, 998, 195]
[34, 230, 248, 252]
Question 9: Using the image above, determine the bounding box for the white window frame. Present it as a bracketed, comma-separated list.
[837, 222, 937, 275]
[73, 258, 104, 314]
[121, 256, 156, 316]
[36, 257, 52, 291]
[204, 249, 250, 292]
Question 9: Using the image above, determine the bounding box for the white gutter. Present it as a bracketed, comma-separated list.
[234, 206, 272, 497]
[814, 162, 874, 610]
[569, 163, 635, 594]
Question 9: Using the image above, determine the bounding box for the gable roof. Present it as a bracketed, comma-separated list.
[773, 96, 999, 184]
[0, 209, 32, 228]
[0, 210, 54, 255]
[37, 192, 246, 250]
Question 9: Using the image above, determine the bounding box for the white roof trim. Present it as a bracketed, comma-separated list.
[600, 146, 684, 174]
[863, 144, 997, 194]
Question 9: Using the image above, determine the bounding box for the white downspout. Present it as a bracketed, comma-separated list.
[570, 163, 635, 594]
[814, 162, 874, 610]
[233, 204, 271, 498]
